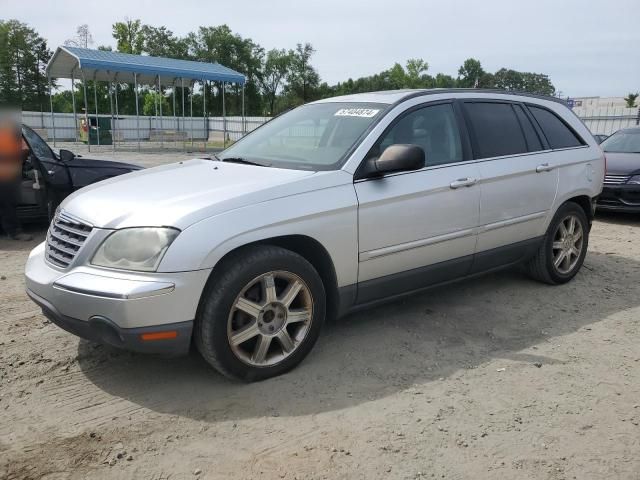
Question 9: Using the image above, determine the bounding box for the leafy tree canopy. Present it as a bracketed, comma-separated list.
[7, 19, 560, 116]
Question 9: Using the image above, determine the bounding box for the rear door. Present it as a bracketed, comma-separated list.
[354, 101, 481, 303]
[460, 101, 559, 272]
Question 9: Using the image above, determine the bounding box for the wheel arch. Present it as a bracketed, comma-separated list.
[550, 192, 595, 228]
[565, 194, 594, 224]
[197, 234, 341, 322]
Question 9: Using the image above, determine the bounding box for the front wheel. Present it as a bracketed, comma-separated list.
[526, 201, 589, 284]
[195, 245, 326, 381]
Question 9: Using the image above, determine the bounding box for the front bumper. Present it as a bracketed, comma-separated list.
[27, 289, 193, 354]
[25, 242, 212, 355]
[597, 184, 640, 212]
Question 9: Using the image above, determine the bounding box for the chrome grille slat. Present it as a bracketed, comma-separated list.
[46, 246, 73, 266]
[604, 174, 629, 185]
[46, 235, 78, 256]
[54, 222, 91, 238]
[46, 254, 68, 268]
[48, 230, 84, 247]
[45, 212, 93, 269]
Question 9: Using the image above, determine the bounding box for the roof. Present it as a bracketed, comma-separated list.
[46, 46, 245, 86]
[311, 88, 565, 106]
[311, 89, 419, 105]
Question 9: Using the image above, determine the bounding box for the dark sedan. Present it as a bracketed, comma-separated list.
[19, 125, 143, 221]
[598, 127, 640, 212]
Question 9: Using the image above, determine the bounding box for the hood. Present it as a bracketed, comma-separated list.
[60, 159, 316, 229]
[53, 150, 143, 171]
[604, 152, 640, 175]
[68, 156, 144, 171]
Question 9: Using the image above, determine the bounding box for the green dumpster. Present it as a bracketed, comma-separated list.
[79, 116, 112, 145]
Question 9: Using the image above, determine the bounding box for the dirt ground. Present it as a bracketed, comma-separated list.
[1, 190, 639, 479]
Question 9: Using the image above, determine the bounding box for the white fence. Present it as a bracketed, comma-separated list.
[573, 106, 639, 135]
[22, 105, 640, 146]
[21, 111, 271, 143]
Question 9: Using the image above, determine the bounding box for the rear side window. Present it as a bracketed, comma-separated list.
[527, 106, 584, 149]
[464, 102, 528, 159]
[513, 105, 543, 152]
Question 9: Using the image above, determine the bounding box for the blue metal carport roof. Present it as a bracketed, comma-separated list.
[46, 46, 246, 86]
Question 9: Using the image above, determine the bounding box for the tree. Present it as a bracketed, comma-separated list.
[434, 73, 456, 88]
[0, 20, 53, 110]
[140, 25, 188, 58]
[492, 68, 522, 90]
[405, 58, 429, 88]
[65, 24, 93, 49]
[457, 58, 491, 88]
[260, 49, 292, 114]
[11, 18, 563, 118]
[187, 24, 264, 115]
[386, 63, 407, 89]
[492, 68, 555, 95]
[624, 92, 639, 108]
[286, 43, 320, 104]
[143, 90, 170, 116]
[112, 18, 144, 54]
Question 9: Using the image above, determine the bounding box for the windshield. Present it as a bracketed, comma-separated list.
[601, 130, 640, 153]
[219, 102, 388, 170]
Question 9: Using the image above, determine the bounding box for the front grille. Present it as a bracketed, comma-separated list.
[45, 212, 93, 268]
[604, 174, 630, 185]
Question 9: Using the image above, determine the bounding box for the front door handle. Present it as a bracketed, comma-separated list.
[536, 163, 553, 173]
[450, 177, 477, 189]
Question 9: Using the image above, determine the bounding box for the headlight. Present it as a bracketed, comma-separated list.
[91, 227, 179, 272]
[627, 175, 640, 185]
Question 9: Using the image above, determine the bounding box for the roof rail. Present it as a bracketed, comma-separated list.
[397, 88, 566, 105]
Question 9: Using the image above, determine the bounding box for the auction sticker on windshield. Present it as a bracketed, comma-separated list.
[334, 108, 380, 118]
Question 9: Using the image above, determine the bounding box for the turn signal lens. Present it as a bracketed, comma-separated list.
[140, 331, 178, 341]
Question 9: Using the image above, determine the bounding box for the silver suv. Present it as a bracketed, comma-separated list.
[25, 89, 605, 381]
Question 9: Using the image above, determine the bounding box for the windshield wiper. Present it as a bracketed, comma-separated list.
[219, 156, 271, 167]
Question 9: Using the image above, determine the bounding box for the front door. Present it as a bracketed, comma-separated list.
[22, 125, 72, 192]
[354, 102, 481, 304]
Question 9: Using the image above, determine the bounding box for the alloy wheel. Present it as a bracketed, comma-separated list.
[227, 271, 313, 367]
[551, 214, 584, 275]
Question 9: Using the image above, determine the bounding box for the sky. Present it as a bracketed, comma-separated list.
[3, 0, 639, 98]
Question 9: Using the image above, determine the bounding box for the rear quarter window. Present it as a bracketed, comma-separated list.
[527, 105, 584, 149]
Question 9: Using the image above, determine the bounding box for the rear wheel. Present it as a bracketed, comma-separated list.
[526, 201, 589, 284]
[195, 245, 326, 381]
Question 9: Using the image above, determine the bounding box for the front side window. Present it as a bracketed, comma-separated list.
[600, 130, 640, 153]
[22, 125, 56, 161]
[528, 105, 584, 149]
[373, 103, 463, 167]
[219, 102, 387, 170]
[464, 102, 528, 159]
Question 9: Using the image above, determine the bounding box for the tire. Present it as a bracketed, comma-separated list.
[195, 245, 326, 381]
[526, 201, 589, 285]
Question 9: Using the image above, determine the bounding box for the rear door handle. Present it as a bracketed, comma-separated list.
[449, 178, 477, 189]
[536, 163, 553, 173]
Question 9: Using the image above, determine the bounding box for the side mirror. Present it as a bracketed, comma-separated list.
[59, 149, 75, 162]
[373, 144, 425, 175]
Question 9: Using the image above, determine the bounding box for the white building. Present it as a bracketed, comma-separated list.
[571, 96, 632, 108]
